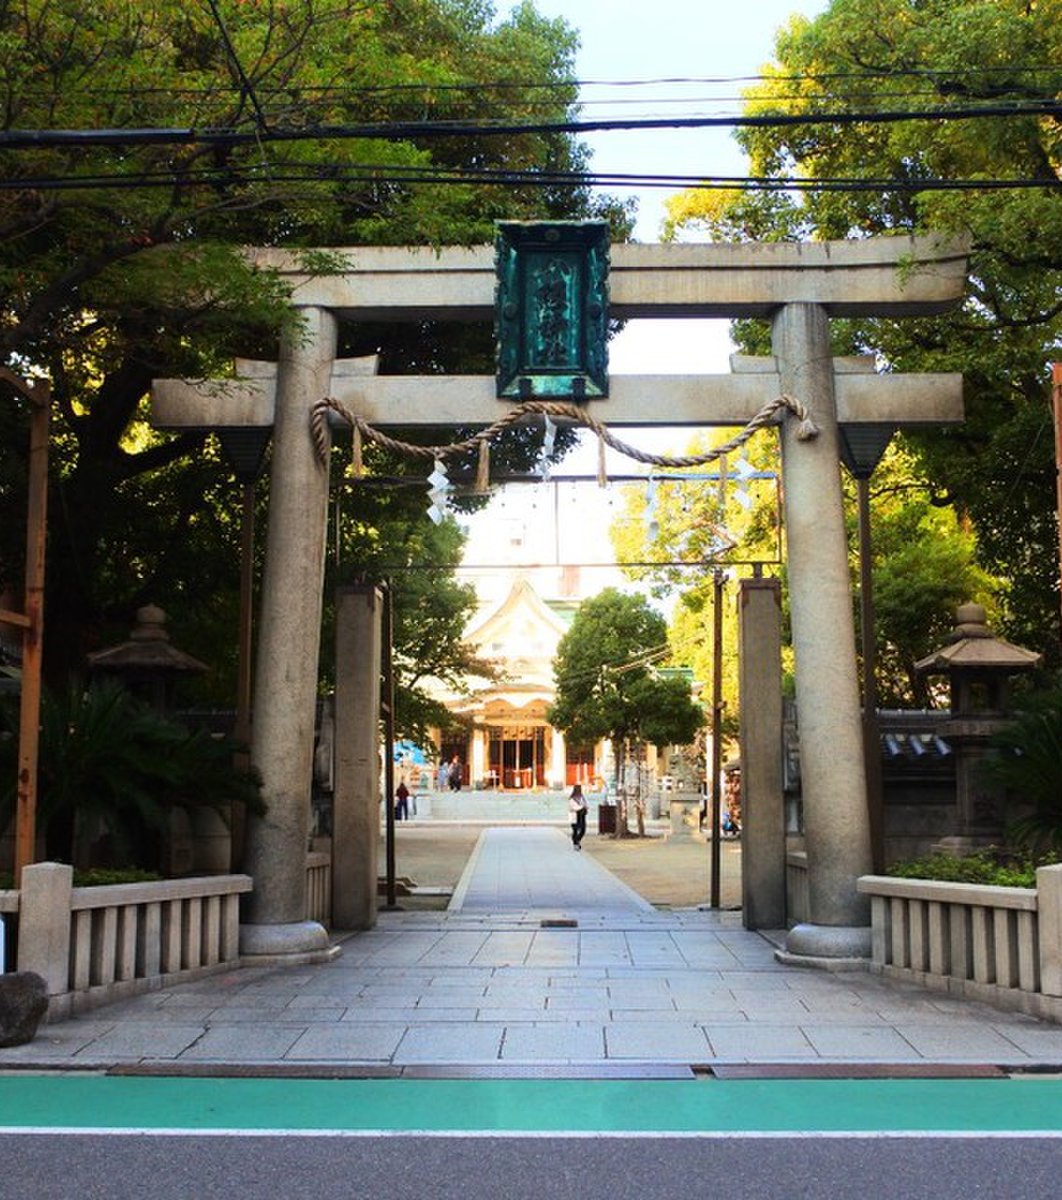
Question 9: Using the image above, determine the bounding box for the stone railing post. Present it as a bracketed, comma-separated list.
[16, 862, 72, 996]
[1037, 863, 1062, 997]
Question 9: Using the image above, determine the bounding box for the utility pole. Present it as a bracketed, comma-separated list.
[1053, 364, 1062, 653]
[0, 370, 50, 886]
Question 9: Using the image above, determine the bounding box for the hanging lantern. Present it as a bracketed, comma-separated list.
[495, 220, 610, 401]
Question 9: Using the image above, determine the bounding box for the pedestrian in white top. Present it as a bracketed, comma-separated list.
[569, 784, 588, 850]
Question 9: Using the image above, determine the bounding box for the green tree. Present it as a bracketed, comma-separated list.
[548, 588, 703, 833]
[663, 0, 1062, 663]
[608, 429, 786, 725]
[861, 443, 999, 704]
[0, 0, 632, 690]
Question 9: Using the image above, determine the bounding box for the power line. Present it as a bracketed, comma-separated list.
[17, 64, 1062, 99]
[1, 98, 1059, 151]
[2, 160, 1053, 194]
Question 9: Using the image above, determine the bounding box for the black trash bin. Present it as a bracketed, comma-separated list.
[597, 803, 616, 835]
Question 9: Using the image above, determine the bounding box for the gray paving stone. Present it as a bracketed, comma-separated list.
[415, 987, 489, 1008]
[343, 1007, 479, 1024]
[730, 990, 812, 1016]
[478, 990, 548, 1010]
[206, 1006, 343, 1025]
[990, 1025, 1062, 1057]
[801, 1024, 924, 1059]
[704, 1023, 815, 1060]
[179, 1024, 304, 1061]
[475, 1008, 550, 1023]
[288, 1023, 405, 1061]
[392, 1022, 505, 1064]
[898, 1023, 1038, 1061]
[79, 1023, 206, 1059]
[545, 988, 610, 1009]
[501, 1023, 606, 1061]
[0, 1020, 118, 1060]
[605, 1021, 711, 1061]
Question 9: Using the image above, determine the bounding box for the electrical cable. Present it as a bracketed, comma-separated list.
[1, 161, 1055, 193]
[1, 98, 1059, 150]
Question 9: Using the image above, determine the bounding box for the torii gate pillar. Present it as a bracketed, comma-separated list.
[239, 307, 338, 963]
[774, 304, 873, 963]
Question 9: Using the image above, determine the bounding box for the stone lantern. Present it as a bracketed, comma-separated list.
[87, 607, 225, 874]
[914, 603, 1041, 854]
[87, 604, 207, 714]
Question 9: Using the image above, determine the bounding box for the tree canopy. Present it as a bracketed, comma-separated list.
[0, 0, 632, 710]
[548, 588, 703, 757]
[662, 0, 1062, 664]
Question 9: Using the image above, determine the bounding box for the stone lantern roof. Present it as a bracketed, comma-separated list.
[914, 603, 1041, 675]
[87, 605, 207, 675]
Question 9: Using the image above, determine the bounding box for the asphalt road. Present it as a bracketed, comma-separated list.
[4, 1132, 1060, 1200]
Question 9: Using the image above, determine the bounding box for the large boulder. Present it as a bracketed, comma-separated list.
[0, 971, 48, 1047]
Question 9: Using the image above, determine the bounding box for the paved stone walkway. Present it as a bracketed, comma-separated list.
[451, 826, 655, 914]
[5, 827, 1062, 1075]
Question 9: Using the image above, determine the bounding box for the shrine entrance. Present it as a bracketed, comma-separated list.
[152, 231, 969, 966]
[489, 725, 546, 791]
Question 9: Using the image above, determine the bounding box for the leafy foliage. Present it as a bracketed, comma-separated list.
[855, 441, 999, 704]
[982, 686, 1062, 855]
[885, 849, 1055, 889]
[662, 0, 1062, 663]
[608, 430, 784, 723]
[0, 0, 633, 694]
[549, 588, 703, 751]
[0, 680, 264, 871]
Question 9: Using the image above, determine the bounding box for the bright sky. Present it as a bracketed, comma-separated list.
[459, 0, 830, 601]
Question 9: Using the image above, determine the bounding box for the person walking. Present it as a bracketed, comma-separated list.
[394, 779, 410, 821]
[448, 756, 463, 791]
[569, 783, 588, 850]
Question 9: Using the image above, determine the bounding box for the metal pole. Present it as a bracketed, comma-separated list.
[11, 378, 49, 887]
[857, 477, 885, 873]
[229, 479, 256, 869]
[710, 569, 724, 909]
[1053, 364, 1062, 654]
[382, 583, 397, 908]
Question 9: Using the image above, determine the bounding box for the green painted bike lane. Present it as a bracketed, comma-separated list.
[3, 1076, 1062, 1134]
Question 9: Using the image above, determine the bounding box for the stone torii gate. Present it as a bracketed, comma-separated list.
[152, 233, 968, 965]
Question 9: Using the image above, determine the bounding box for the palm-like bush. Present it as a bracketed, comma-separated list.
[983, 688, 1062, 856]
[1, 680, 263, 870]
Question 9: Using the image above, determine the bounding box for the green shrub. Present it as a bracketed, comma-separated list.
[0, 867, 161, 889]
[0, 680, 264, 872]
[982, 686, 1062, 856]
[886, 848, 1059, 889]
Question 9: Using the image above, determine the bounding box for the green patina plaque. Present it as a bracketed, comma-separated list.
[495, 220, 609, 400]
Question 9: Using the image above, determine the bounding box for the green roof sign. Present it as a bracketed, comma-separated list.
[495, 220, 610, 400]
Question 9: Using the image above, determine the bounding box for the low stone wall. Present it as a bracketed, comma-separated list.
[8, 862, 252, 1020]
[305, 850, 331, 927]
[786, 850, 809, 926]
[858, 866, 1062, 1024]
